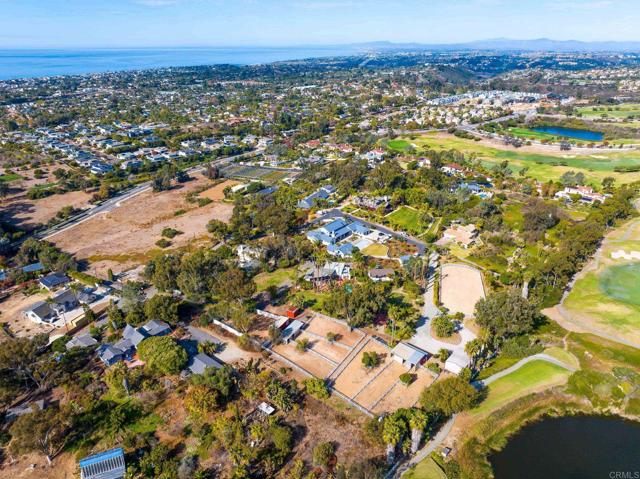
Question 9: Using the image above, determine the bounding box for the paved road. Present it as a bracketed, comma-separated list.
[38, 149, 262, 241]
[313, 209, 428, 255]
[473, 353, 577, 389]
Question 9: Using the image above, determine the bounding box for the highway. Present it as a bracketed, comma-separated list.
[38, 149, 262, 241]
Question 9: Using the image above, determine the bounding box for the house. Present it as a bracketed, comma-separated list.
[555, 185, 608, 204]
[327, 242, 354, 258]
[122, 324, 148, 348]
[236, 245, 263, 269]
[352, 195, 390, 210]
[39, 272, 70, 291]
[303, 262, 351, 284]
[97, 344, 126, 366]
[141, 319, 172, 337]
[368, 268, 395, 282]
[188, 353, 223, 375]
[437, 224, 478, 249]
[66, 333, 98, 350]
[392, 342, 428, 369]
[297, 184, 336, 209]
[98, 320, 172, 366]
[25, 288, 83, 324]
[79, 448, 126, 479]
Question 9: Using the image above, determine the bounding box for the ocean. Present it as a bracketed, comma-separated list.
[0, 46, 364, 80]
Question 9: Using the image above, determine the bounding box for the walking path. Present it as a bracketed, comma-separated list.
[390, 415, 457, 479]
[473, 353, 577, 388]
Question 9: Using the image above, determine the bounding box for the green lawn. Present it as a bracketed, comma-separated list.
[387, 206, 425, 234]
[254, 267, 298, 291]
[362, 242, 389, 257]
[403, 457, 447, 479]
[405, 132, 640, 184]
[388, 139, 413, 151]
[0, 173, 22, 182]
[471, 360, 571, 416]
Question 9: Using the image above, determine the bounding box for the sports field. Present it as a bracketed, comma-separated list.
[386, 206, 425, 234]
[396, 132, 640, 183]
[471, 360, 572, 417]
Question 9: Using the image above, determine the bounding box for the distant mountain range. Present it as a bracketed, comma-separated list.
[351, 38, 640, 53]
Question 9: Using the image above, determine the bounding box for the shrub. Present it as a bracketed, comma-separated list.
[313, 441, 335, 467]
[399, 373, 414, 386]
[362, 351, 381, 369]
[137, 336, 188, 376]
[155, 238, 171, 248]
[433, 315, 455, 337]
[295, 338, 310, 352]
[161, 227, 182, 239]
[303, 377, 330, 399]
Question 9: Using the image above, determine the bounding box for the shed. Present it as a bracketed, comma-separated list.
[281, 319, 304, 343]
[392, 342, 428, 369]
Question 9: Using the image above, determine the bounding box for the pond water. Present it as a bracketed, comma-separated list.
[532, 125, 604, 141]
[491, 415, 640, 479]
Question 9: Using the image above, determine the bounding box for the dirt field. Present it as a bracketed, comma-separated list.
[198, 179, 239, 201]
[1, 189, 93, 231]
[440, 263, 486, 317]
[273, 340, 336, 378]
[50, 175, 235, 275]
[372, 368, 435, 413]
[332, 338, 391, 398]
[0, 289, 56, 338]
[306, 313, 365, 348]
[354, 360, 407, 409]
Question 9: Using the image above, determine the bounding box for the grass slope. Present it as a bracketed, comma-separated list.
[403, 457, 447, 479]
[471, 360, 571, 417]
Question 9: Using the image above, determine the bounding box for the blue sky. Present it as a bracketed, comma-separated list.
[0, 0, 638, 48]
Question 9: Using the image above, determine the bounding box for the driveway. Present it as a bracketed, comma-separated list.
[408, 253, 476, 366]
[187, 325, 251, 364]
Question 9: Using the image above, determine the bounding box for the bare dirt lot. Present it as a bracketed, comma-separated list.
[440, 263, 486, 317]
[1, 189, 93, 231]
[0, 288, 55, 338]
[306, 313, 365, 348]
[332, 338, 391, 398]
[372, 368, 435, 413]
[49, 175, 235, 275]
[273, 340, 336, 378]
[354, 360, 407, 410]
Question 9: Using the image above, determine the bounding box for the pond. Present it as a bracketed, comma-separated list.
[532, 125, 604, 141]
[491, 415, 640, 479]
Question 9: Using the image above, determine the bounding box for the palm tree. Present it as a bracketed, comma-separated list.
[409, 410, 429, 454]
[382, 416, 405, 465]
[465, 338, 483, 365]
